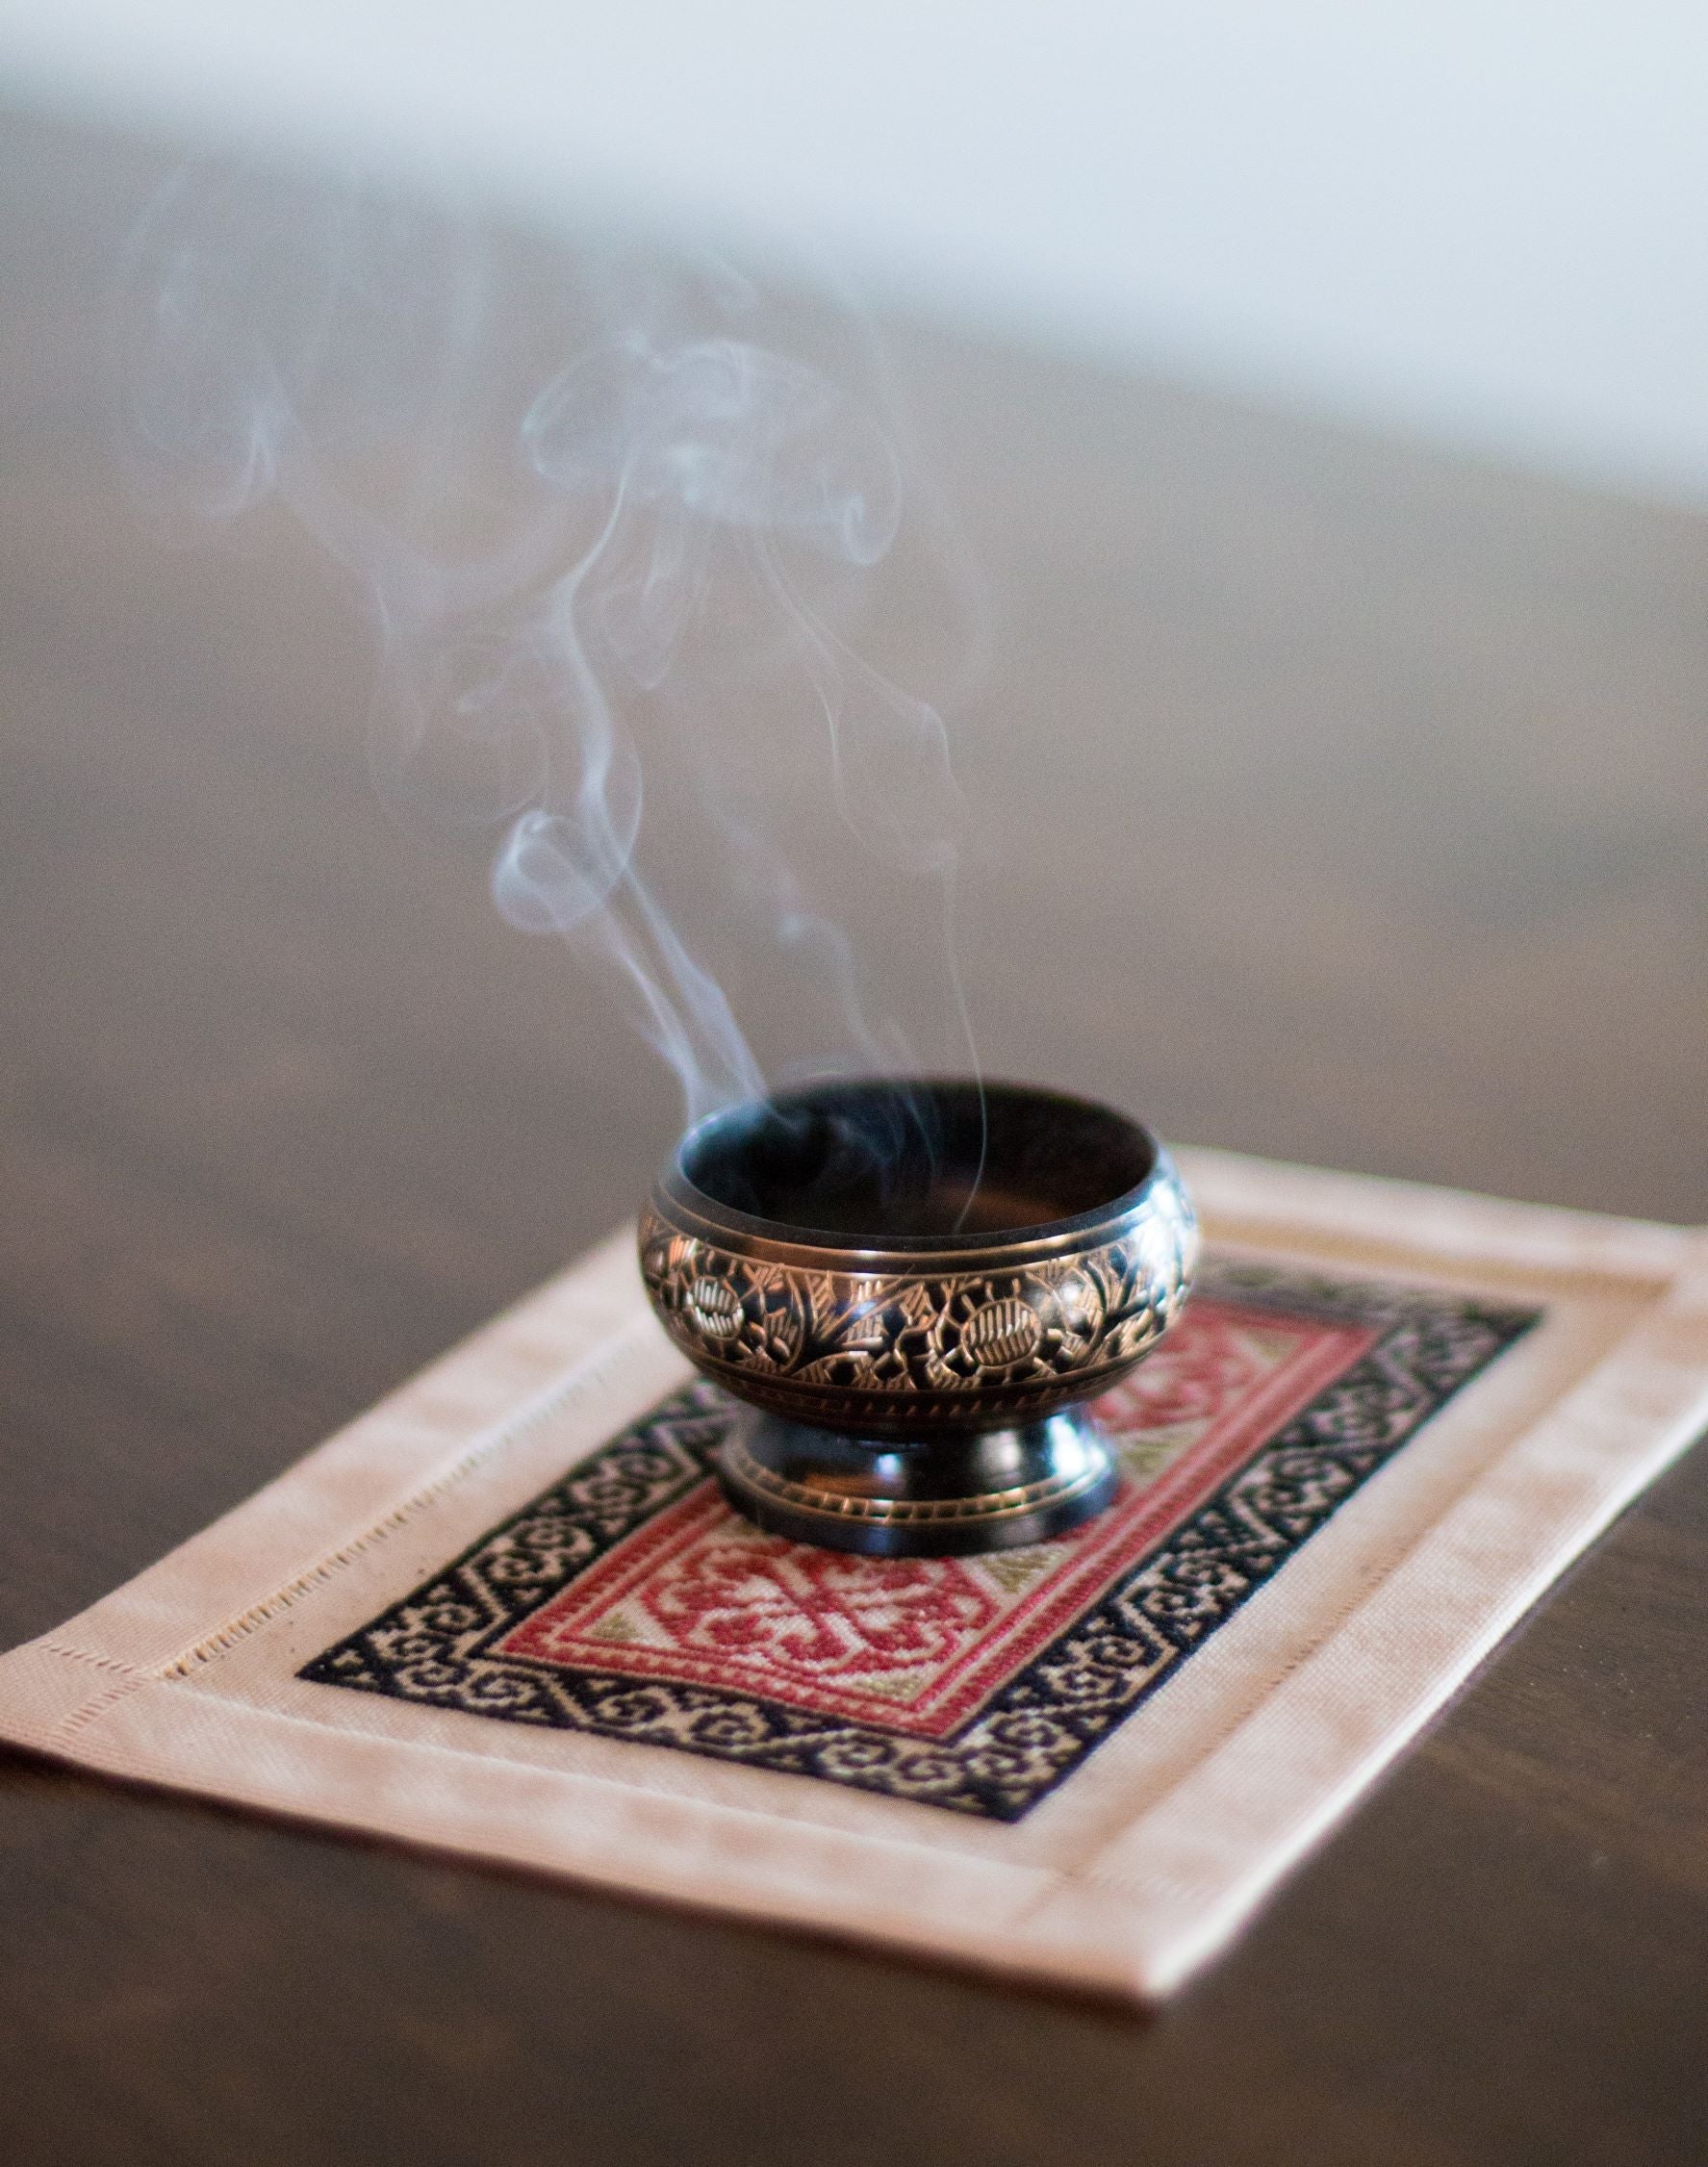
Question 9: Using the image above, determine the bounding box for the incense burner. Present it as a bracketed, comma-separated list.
[639, 1079, 1197, 1555]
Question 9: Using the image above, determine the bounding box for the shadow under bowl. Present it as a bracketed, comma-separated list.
[639, 1079, 1197, 1555]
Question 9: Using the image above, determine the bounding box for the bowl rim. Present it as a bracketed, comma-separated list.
[650, 1077, 1175, 1268]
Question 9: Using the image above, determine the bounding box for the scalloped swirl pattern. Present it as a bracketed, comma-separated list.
[639, 1182, 1199, 1417]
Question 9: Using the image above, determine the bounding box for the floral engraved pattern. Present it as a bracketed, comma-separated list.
[637, 1176, 1198, 1430]
[301, 1263, 1538, 1821]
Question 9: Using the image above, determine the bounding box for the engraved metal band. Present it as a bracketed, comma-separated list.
[718, 1433, 1112, 1526]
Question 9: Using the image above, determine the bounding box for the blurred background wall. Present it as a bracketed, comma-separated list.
[2, 1, 1705, 507]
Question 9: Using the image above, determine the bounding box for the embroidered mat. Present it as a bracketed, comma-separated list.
[3, 1150, 1705, 2001]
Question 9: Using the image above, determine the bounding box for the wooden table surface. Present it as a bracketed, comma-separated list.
[3, 106, 1705, 2167]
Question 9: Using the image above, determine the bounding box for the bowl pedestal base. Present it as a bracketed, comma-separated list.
[714, 1408, 1119, 1558]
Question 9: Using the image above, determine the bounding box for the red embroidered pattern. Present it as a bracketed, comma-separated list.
[302, 1264, 1538, 1819]
[494, 1302, 1371, 1735]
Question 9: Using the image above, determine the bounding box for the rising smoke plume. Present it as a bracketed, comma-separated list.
[115, 159, 986, 1149]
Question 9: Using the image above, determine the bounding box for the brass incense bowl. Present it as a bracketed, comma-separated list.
[639, 1079, 1197, 1556]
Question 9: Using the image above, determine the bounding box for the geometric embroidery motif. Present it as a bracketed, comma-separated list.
[301, 1262, 1538, 1820]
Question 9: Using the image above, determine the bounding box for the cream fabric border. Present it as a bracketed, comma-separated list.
[3, 1152, 1705, 2001]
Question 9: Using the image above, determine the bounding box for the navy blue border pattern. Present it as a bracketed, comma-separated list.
[300, 1266, 1538, 1820]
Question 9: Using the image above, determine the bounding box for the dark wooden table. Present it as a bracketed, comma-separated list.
[3, 105, 1705, 2167]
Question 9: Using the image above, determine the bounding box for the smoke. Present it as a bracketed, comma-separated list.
[115, 157, 986, 1148]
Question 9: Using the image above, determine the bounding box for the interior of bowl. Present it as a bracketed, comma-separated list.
[674, 1080, 1156, 1245]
